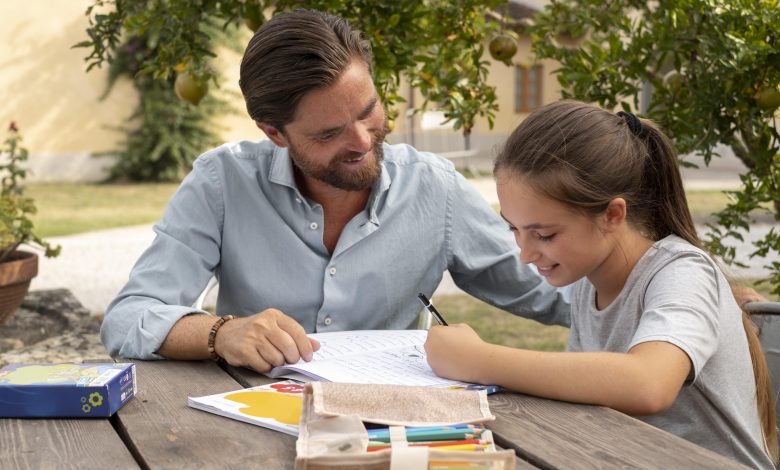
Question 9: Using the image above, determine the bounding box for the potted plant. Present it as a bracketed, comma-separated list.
[0, 122, 61, 324]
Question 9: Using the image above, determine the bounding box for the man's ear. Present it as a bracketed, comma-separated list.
[256, 122, 288, 148]
[601, 197, 627, 232]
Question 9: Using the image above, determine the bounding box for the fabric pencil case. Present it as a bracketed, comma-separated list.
[295, 382, 515, 470]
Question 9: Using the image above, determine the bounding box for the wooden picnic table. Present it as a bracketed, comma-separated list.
[1, 359, 749, 469]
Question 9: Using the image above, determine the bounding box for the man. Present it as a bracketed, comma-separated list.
[101, 9, 570, 371]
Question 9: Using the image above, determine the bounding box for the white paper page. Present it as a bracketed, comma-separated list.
[285, 343, 470, 387]
[274, 371, 312, 383]
[268, 330, 470, 388]
[307, 330, 428, 361]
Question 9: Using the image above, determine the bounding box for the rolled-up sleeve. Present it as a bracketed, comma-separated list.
[101, 156, 224, 359]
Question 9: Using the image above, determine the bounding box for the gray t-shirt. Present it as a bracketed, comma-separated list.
[568, 235, 773, 469]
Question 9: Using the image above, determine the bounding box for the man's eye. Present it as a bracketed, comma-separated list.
[536, 233, 556, 241]
[507, 224, 517, 232]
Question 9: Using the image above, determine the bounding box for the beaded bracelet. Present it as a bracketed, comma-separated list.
[207, 315, 235, 362]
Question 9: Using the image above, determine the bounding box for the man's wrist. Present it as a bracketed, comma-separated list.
[207, 315, 235, 362]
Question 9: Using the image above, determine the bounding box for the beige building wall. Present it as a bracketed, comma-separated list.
[485, 36, 562, 135]
[210, 33, 265, 144]
[388, 34, 562, 164]
[0, 0, 257, 182]
[1, 2, 558, 180]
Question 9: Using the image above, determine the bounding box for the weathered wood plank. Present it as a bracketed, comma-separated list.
[116, 360, 296, 469]
[222, 364, 277, 388]
[487, 392, 748, 469]
[0, 418, 139, 469]
[513, 454, 539, 469]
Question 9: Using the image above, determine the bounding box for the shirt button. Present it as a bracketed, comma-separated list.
[329, 267, 337, 276]
[295, 197, 302, 203]
[309, 222, 318, 230]
[323, 316, 333, 326]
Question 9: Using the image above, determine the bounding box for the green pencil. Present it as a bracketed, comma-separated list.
[368, 429, 484, 443]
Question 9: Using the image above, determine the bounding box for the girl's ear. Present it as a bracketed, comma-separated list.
[601, 197, 627, 232]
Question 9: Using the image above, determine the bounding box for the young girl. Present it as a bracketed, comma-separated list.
[425, 100, 778, 468]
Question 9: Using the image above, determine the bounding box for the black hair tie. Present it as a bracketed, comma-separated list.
[617, 111, 642, 135]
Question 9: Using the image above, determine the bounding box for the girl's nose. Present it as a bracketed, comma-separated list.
[515, 233, 539, 264]
[519, 246, 539, 265]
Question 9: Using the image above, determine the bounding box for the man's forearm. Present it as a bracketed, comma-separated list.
[156, 314, 216, 359]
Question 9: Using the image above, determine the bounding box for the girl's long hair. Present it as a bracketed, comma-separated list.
[495, 100, 777, 461]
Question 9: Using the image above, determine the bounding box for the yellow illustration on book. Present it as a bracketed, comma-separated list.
[0, 364, 106, 385]
[224, 391, 302, 425]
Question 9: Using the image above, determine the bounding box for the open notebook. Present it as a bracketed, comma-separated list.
[188, 331, 498, 435]
[265, 329, 498, 392]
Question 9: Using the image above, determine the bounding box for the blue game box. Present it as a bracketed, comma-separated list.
[0, 362, 136, 417]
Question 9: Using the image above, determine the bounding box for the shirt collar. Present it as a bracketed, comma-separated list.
[267, 143, 392, 225]
[268, 145, 298, 190]
[366, 157, 391, 225]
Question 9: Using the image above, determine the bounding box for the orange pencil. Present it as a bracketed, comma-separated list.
[367, 438, 485, 452]
[433, 443, 490, 452]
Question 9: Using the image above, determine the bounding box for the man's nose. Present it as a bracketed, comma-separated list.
[347, 122, 373, 153]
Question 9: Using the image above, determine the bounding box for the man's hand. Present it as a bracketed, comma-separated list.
[213, 309, 320, 372]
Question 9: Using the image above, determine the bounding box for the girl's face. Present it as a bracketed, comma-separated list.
[496, 175, 613, 287]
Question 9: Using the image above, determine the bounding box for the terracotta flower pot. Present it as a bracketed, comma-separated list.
[0, 250, 38, 324]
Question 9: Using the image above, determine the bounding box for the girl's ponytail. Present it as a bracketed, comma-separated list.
[638, 116, 779, 463]
[743, 312, 779, 462]
[633, 118, 701, 248]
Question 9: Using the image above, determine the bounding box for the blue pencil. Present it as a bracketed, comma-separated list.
[367, 424, 482, 437]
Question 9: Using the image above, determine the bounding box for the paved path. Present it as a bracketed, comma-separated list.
[32, 224, 157, 315]
[30, 177, 776, 315]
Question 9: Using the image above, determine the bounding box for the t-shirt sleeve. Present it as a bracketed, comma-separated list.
[629, 252, 721, 382]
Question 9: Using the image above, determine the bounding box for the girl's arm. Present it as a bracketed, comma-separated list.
[425, 324, 691, 416]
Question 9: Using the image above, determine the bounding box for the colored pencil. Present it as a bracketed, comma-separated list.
[367, 443, 489, 453]
[367, 426, 484, 439]
[367, 423, 483, 435]
[368, 429, 484, 443]
[367, 438, 486, 452]
[429, 463, 490, 470]
[433, 443, 489, 452]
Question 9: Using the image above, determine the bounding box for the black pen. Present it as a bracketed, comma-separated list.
[417, 293, 448, 326]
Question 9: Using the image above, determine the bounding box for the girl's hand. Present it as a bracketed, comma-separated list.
[424, 324, 488, 383]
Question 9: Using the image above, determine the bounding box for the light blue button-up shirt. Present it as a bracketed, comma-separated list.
[102, 140, 570, 359]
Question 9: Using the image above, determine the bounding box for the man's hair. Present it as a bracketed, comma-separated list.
[239, 9, 373, 131]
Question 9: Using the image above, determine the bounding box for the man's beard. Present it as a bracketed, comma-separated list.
[288, 127, 386, 192]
